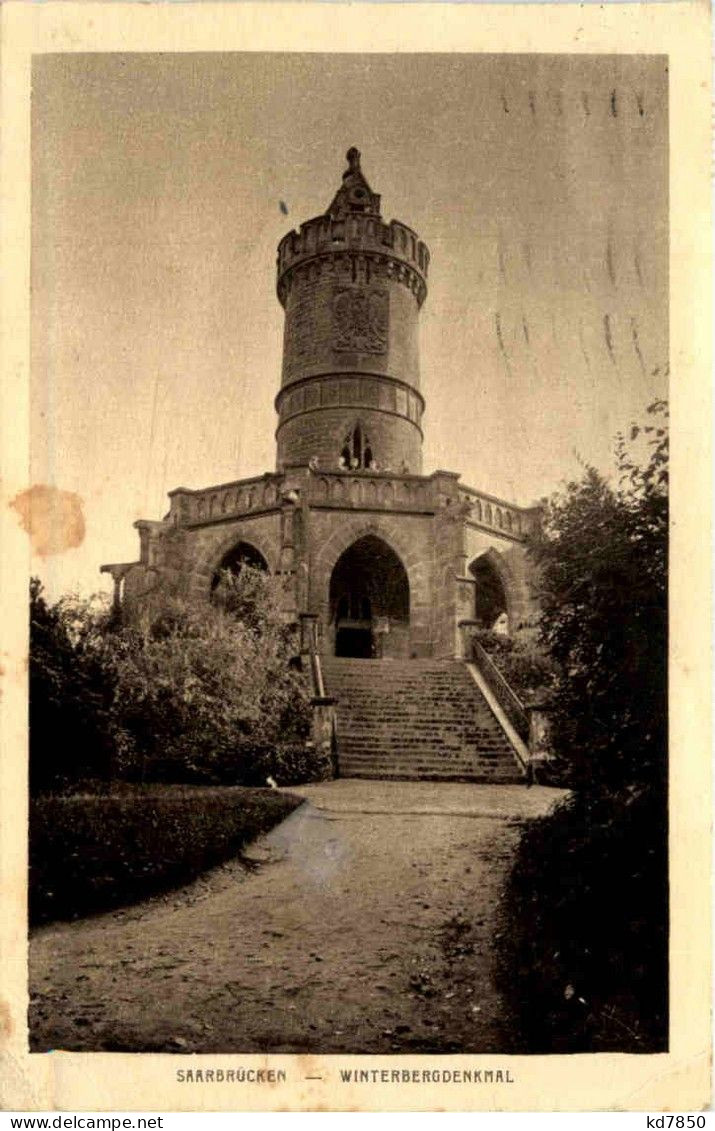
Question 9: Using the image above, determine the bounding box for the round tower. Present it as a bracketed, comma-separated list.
[275, 148, 430, 474]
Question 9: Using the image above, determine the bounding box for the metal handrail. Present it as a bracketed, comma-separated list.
[471, 638, 529, 744]
[302, 617, 326, 698]
[311, 650, 326, 699]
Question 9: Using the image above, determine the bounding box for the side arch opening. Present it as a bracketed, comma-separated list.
[469, 552, 509, 634]
[210, 540, 268, 593]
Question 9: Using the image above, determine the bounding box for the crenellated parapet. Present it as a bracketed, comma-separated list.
[276, 214, 429, 309]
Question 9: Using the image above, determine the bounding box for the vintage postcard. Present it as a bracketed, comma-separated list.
[0, 0, 711, 1113]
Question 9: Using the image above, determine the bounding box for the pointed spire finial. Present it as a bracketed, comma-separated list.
[327, 147, 380, 219]
[345, 147, 361, 177]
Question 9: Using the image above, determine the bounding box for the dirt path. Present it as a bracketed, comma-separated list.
[30, 781, 564, 1054]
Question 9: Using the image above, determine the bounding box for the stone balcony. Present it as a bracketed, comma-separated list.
[165, 468, 539, 542]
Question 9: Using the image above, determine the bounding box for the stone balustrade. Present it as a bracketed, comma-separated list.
[166, 470, 536, 538]
[168, 475, 284, 526]
[305, 470, 436, 512]
[458, 484, 538, 540]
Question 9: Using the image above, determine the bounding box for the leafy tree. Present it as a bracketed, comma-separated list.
[527, 399, 668, 792]
[30, 580, 122, 792]
[499, 401, 669, 1052]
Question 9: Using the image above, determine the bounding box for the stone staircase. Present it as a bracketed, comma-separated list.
[320, 657, 525, 782]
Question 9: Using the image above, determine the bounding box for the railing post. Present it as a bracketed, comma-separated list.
[526, 699, 553, 760]
[310, 694, 338, 779]
[298, 611, 335, 777]
[299, 612, 319, 656]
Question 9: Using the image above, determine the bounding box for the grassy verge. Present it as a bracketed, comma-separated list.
[30, 784, 302, 925]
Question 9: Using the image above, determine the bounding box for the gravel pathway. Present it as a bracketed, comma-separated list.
[29, 780, 564, 1054]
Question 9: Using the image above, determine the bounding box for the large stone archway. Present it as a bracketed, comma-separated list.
[329, 535, 410, 658]
[312, 517, 433, 657]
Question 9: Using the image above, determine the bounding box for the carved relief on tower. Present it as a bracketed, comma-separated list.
[332, 287, 388, 355]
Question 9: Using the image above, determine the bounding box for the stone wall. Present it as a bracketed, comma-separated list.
[431, 506, 464, 658]
[120, 513, 284, 610]
[276, 404, 422, 475]
[279, 259, 421, 391]
[117, 495, 540, 657]
[181, 514, 283, 601]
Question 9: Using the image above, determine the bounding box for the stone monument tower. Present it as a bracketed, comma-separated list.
[275, 147, 428, 478]
[103, 149, 541, 780]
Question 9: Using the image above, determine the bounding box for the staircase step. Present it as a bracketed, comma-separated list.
[321, 656, 524, 783]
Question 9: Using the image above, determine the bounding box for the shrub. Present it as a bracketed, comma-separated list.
[29, 568, 319, 792]
[140, 741, 332, 788]
[237, 740, 335, 787]
[30, 785, 303, 923]
[499, 786, 668, 1052]
[107, 569, 313, 784]
[526, 400, 668, 792]
[471, 629, 557, 705]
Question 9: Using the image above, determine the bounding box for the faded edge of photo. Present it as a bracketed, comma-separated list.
[0, 0, 711, 1114]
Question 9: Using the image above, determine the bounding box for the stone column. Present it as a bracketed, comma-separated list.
[99, 563, 133, 613]
[527, 697, 554, 758]
[277, 485, 301, 620]
[457, 617, 481, 660]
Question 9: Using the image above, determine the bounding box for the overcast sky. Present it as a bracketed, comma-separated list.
[31, 52, 668, 597]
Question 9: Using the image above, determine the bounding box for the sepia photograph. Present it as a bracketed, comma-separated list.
[26, 49, 670, 1059]
[0, 4, 709, 1110]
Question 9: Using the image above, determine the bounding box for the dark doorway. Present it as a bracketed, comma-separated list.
[335, 627, 373, 658]
[469, 553, 508, 632]
[329, 535, 410, 658]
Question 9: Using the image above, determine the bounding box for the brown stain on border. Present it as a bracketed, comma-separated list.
[0, 999, 13, 1042]
[9, 485, 85, 557]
